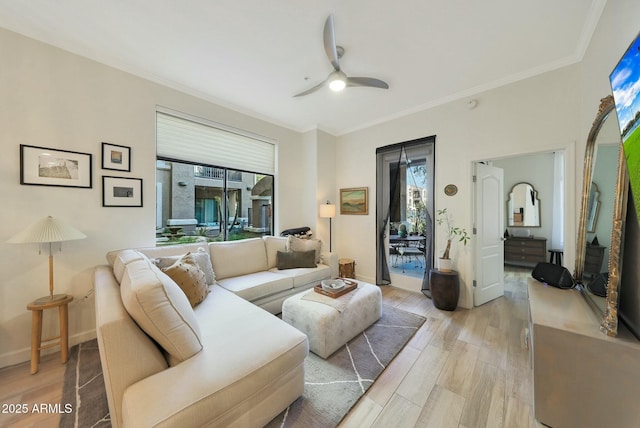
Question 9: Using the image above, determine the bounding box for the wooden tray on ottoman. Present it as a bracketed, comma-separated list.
[314, 279, 357, 298]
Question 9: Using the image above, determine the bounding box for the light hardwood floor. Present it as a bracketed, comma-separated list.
[0, 267, 540, 428]
[340, 267, 543, 428]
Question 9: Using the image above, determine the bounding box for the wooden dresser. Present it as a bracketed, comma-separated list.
[504, 236, 547, 266]
[584, 244, 606, 275]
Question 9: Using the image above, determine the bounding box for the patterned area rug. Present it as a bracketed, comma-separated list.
[59, 305, 424, 428]
[59, 339, 110, 428]
[266, 304, 425, 427]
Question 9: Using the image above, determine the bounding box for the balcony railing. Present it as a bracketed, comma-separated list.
[194, 166, 242, 181]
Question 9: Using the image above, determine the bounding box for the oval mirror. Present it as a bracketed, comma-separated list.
[507, 182, 541, 227]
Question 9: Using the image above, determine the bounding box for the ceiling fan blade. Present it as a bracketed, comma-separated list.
[293, 79, 327, 97]
[323, 15, 340, 71]
[347, 77, 389, 89]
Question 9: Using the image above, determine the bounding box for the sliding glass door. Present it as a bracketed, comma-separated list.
[376, 138, 435, 286]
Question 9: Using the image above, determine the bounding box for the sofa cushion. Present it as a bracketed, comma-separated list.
[217, 271, 292, 302]
[120, 258, 203, 365]
[269, 264, 332, 288]
[152, 247, 216, 285]
[120, 286, 308, 427]
[209, 238, 268, 280]
[288, 236, 323, 263]
[276, 250, 317, 270]
[161, 253, 209, 307]
[111, 249, 146, 283]
[263, 236, 288, 269]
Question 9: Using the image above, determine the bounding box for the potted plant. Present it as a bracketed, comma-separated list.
[436, 208, 470, 271]
[398, 223, 408, 238]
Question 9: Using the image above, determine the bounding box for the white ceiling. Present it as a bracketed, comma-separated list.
[0, 0, 606, 135]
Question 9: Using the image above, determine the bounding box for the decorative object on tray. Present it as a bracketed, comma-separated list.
[20, 144, 92, 188]
[101, 142, 131, 172]
[321, 278, 345, 291]
[315, 278, 357, 298]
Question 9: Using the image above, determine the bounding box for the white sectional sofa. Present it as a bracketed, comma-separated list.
[94, 236, 337, 428]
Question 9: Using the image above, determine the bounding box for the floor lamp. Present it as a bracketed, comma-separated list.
[319, 201, 336, 252]
[8, 216, 87, 305]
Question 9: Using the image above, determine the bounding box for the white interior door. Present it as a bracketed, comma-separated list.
[474, 162, 505, 306]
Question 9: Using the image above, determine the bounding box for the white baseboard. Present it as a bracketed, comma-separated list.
[0, 329, 97, 370]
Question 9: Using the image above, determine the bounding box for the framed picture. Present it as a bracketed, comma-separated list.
[340, 187, 368, 215]
[102, 176, 143, 207]
[20, 144, 92, 188]
[102, 142, 131, 172]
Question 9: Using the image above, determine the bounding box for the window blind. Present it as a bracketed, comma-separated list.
[156, 111, 275, 174]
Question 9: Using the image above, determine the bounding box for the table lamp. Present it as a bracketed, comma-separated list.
[319, 201, 336, 252]
[7, 216, 86, 305]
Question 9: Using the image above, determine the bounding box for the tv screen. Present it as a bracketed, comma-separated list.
[610, 31, 640, 217]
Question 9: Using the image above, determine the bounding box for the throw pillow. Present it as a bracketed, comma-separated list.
[288, 236, 322, 264]
[161, 253, 209, 307]
[120, 258, 203, 365]
[153, 247, 216, 285]
[276, 250, 317, 270]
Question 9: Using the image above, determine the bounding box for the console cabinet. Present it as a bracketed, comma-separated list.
[584, 244, 606, 275]
[504, 237, 547, 266]
[528, 279, 640, 427]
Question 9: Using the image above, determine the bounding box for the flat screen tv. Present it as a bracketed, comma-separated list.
[610, 31, 640, 216]
[610, 30, 640, 340]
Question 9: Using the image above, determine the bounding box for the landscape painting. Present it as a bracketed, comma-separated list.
[340, 187, 368, 215]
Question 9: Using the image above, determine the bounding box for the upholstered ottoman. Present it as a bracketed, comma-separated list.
[282, 281, 382, 358]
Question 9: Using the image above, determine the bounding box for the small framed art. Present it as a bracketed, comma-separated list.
[20, 144, 92, 188]
[102, 142, 131, 172]
[340, 187, 368, 215]
[102, 176, 143, 207]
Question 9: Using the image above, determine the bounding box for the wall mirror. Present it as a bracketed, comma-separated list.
[507, 182, 541, 227]
[575, 95, 629, 336]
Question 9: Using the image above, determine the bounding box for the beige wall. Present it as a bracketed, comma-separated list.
[1, 0, 637, 366]
[332, 0, 638, 306]
[0, 28, 307, 367]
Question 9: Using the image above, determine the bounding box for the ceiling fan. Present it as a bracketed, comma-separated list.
[293, 15, 389, 97]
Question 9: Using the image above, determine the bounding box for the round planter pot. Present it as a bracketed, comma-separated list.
[429, 269, 460, 311]
[438, 258, 453, 272]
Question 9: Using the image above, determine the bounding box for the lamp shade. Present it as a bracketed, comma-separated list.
[319, 204, 336, 218]
[7, 216, 86, 244]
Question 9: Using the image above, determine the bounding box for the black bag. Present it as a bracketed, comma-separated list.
[587, 272, 609, 297]
[280, 226, 311, 237]
[531, 262, 575, 289]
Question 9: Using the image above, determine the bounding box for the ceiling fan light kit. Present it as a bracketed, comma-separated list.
[294, 15, 389, 97]
[328, 71, 347, 91]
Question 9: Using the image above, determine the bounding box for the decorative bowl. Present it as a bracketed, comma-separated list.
[321, 279, 345, 291]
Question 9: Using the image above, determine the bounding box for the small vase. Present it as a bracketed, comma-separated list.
[438, 258, 452, 272]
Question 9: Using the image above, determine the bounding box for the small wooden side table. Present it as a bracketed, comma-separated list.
[26, 294, 73, 374]
[339, 258, 355, 278]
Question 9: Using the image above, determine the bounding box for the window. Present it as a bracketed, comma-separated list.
[156, 110, 275, 244]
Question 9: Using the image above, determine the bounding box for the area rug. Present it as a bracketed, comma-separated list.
[59, 339, 110, 428]
[59, 305, 423, 428]
[266, 304, 425, 428]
